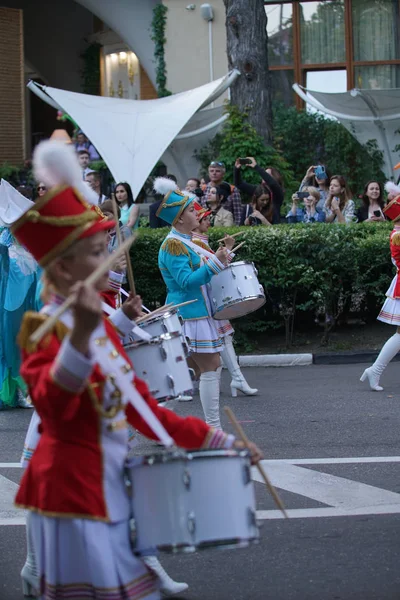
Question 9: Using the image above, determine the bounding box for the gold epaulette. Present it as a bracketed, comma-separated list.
[161, 238, 189, 257]
[392, 232, 400, 246]
[192, 238, 211, 252]
[17, 311, 70, 353]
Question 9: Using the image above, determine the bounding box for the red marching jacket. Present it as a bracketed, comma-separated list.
[390, 229, 400, 299]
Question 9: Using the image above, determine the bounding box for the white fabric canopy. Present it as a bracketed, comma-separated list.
[29, 73, 237, 199]
[0, 179, 34, 227]
[293, 84, 400, 179]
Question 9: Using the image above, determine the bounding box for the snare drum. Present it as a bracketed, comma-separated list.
[209, 261, 265, 320]
[128, 449, 259, 554]
[124, 332, 192, 402]
[135, 309, 183, 341]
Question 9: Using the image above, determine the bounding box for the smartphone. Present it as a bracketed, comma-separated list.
[373, 210, 382, 217]
[239, 158, 252, 165]
[297, 192, 309, 199]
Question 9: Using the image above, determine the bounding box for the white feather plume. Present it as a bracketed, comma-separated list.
[153, 177, 178, 196]
[33, 140, 99, 205]
[385, 181, 400, 197]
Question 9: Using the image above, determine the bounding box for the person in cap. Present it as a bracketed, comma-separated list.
[155, 178, 232, 428]
[361, 181, 400, 391]
[191, 205, 258, 397]
[13, 143, 262, 600]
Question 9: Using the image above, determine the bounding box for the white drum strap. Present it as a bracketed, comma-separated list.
[167, 231, 225, 270]
[101, 302, 152, 342]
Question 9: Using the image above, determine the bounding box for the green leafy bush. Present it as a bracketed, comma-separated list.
[132, 223, 393, 350]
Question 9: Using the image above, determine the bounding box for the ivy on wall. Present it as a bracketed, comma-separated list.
[150, 4, 172, 98]
[80, 42, 102, 95]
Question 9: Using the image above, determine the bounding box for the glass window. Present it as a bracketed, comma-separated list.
[266, 3, 293, 66]
[355, 65, 400, 89]
[306, 69, 347, 115]
[352, 0, 400, 61]
[270, 70, 295, 107]
[300, 1, 345, 64]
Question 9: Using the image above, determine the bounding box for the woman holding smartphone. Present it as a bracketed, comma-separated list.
[324, 175, 356, 224]
[357, 181, 386, 222]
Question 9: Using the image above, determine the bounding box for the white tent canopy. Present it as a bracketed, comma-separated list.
[28, 72, 238, 199]
[293, 84, 400, 179]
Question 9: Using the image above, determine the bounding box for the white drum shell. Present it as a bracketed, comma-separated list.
[124, 333, 192, 401]
[136, 310, 183, 340]
[128, 450, 259, 553]
[210, 261, 265, 320]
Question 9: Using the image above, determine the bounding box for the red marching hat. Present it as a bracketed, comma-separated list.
[11, 141, 114, 266]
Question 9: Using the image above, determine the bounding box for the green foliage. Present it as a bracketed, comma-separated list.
[132, 223, 393, 350]
[194, 103, 295, 196]
[80, 43, 101, 95]
[151, 4, 172, 98]
[272, 105, 385, 195]
[0, 163, 34, 189]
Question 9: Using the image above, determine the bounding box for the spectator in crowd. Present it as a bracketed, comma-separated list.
[325, 175, 356, 224]
[207, 182, 234, 227]
[202, 161, 242, 225]
[200, 175, 210, 191]
[74, 130, 100, 161]
[299, 165, 330, 211]
[77, 150, 92, 180]
[115, 182, 140, 231]
[85, 171, 108, 204]
[186, 178, 201, 193]
[234, 157, 284, 224]
[100, 199, 132, 253]
[287, 187, 326, 224]
[241, 185, 274, 227]
[149, 174, 176, 228]
[357, 181, 386, 222]
[35, 182, 47, 199]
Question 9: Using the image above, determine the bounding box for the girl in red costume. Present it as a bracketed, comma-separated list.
[13, 141, 262, 600]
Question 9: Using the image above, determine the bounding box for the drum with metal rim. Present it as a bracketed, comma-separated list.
[136, 309, 183, 340]
[127, 448, 259, 554]
[209, 261, 265, 320]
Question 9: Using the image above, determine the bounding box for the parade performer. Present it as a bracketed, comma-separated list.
[191, 205, 258, 397]
[155, 178, 231, 429]
[0, 179, 40, 409]
[361, 182, 400, 391]
[14, 141, 262, 600]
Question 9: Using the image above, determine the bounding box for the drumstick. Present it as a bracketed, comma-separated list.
[29, 236, 136, 345]
[224, 407, 288, 519]
[231, 241, 246, 253]
[112, 198, 136, 296]
[135, 303, 174, 324]
[217, 231, 244, 243]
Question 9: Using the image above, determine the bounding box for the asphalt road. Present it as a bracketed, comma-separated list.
[1, 362, 400, 600]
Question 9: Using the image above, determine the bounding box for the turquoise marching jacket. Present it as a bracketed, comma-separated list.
[158, 229, 223, 320]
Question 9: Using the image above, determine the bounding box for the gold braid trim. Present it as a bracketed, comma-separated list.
[17, 312, 70, 353]
[192, 238, 211, 252]
[392, 232, 400, 246]
[161, 238, 190, 257]
[22, 209, 98, 227]
[160, 198, 187, 209]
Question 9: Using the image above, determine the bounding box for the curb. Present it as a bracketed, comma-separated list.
[237, 351, 400, 367]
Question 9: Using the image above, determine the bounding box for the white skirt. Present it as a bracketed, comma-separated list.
[216, 319, 234, 338]
[378, 274, 400, 325]
[183, 318, 224, 353]
[29, 513, 160, 600]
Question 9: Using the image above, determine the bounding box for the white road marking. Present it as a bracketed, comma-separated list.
[256, 504, 400, 520]
[0, 474, 24, 525]
[264, 456, 400, 465]
[0, 462, 21, 468]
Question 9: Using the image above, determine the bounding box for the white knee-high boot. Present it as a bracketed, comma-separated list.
[360, 332, 400, 391]
[199, 370, 221, 429]
[220, 336, 258, 397]
[143, 555, 188, 596]
[21, 513, 39, 597]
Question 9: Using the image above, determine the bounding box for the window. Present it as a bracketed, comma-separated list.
[266, 3, 293, 66]
[352, 0, 400, 61]
[270, 70, 295, 106]
[300, 1, 345, 65]
[355, 65, 400, 89]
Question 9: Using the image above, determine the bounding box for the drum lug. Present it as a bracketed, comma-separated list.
[248, 507, 257, 529]
[254, 266, 258, 276]
[243, 464, 251, 485]
[167, 374, 175, 390]
[187, 511, 196, 536]
[162, 322, 168, 333]
[178, 315, 184, 327]
[237, 286, 243, 297]
[212, 297, 217, 306]
[160, 346, 168, 361]
[182, 341, 189, 358]
[182, 469, 191, 489]
[232, 270, 236, 279]
[188, 368, 196, 381]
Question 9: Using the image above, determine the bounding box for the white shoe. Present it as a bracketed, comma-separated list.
[360, 367, 383, 391]
[143, 556, 188, 597]
[177, 394, 193, 402]
[230, 379, 258, 397]
[21, 562, 39, 597]
[17, 391, 34, 409]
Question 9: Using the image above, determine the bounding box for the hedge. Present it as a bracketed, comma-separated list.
[131, 223, 394, 350]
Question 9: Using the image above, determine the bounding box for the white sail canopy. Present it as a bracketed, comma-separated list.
[0, 179, 34, 227]
[29, 73, 238, 199]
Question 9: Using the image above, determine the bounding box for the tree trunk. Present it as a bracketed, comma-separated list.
[223, 0, 273, 144]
